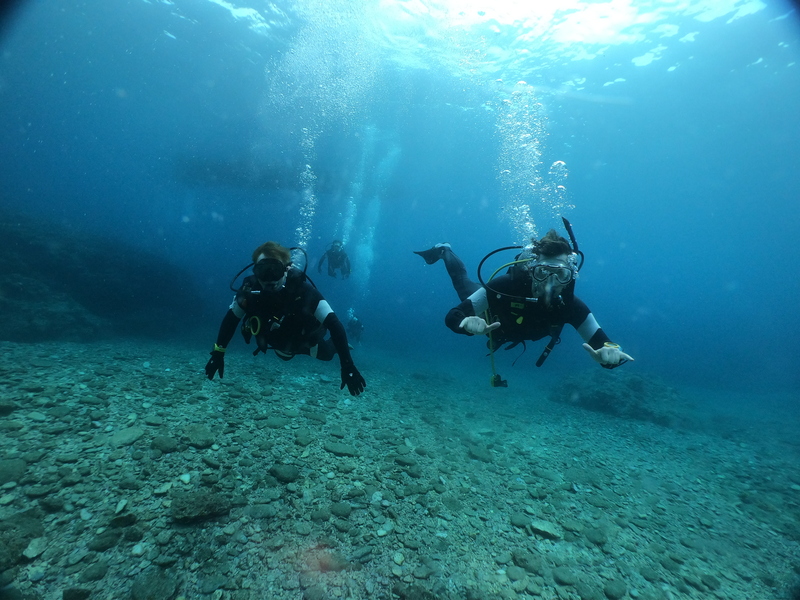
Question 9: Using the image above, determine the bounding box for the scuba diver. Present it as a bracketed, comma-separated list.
[204, 241, 366, 396]
[414, 219, 633, 386]
[346, 309, 364, 345]
[318, 240, 351, 279]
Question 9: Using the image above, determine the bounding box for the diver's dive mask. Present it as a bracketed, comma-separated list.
[531, 263, 574, 285]
[254, 258, 287, 285]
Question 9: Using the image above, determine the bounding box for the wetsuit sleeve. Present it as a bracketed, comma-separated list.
[445, 287, 489, 334]
[214, 309, 242, 349]
[317, 253, 326, 273]
[343, 255, 351, 276]
[323, 313, 355, 366]
[569, 296, 612, 349]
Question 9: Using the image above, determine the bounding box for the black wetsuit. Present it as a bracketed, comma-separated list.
[318, 248, 351, 278]
[439, 247, 613, 353]
[212, 270, 354, 364]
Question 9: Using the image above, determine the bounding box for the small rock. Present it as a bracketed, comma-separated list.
[530, 519, 561, 540]
[330, 502, 352, 518]
[467, 445, 493, 463]
[323, 442, 359, 457]
[130, 569, 179, 600]
[270, 464, 300, 483]
[87, 530, 121, 552]
[412, 565, 435, 579]
[108, 427, 144, 447]
[185, 424, 214, 448]
[79, 561, 109, 582]
[151, 436, 179, 453]
[604, 579, 627, 599]
[23, 537, 47, 559]
[552, 566, 577, 586]
[510, 512, 532, 528]
[701, 574, 721, 591]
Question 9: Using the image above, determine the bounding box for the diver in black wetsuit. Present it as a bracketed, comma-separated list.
[318, 240, 351, 279]
[346, 313, 364, 345]
[414, 224, 633, 380]
[204, 241, 366, 396]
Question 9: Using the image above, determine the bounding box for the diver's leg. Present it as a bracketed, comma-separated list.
[441, 247, 480, 302]
[307, 339, 336, 361]
[414, 243, 479, 301]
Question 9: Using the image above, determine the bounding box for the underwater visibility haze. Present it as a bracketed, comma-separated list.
[1, 1, 800, 599]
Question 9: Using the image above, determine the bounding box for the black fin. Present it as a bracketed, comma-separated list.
[413, 247, 442, 265]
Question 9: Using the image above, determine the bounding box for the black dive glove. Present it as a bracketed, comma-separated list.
[205, 348, 225, 380]
[340, 362, 366, 396]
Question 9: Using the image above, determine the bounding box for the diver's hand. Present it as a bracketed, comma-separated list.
[583, 343, 634, 368]
[205, 350, 225, 380]
[459, 316, 500, 336]
[340, 362, 366, 396]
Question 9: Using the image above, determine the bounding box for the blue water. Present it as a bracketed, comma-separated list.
[1, 0, 799, 396]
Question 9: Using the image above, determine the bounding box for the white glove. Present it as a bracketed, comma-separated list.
[459, 316, 501, 336]
[582, 343, 634, 367]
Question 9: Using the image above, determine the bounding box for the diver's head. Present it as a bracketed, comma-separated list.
[251, 241, 291, 291]
[330, 240, 343, 253]
[527, 230, 578, 305]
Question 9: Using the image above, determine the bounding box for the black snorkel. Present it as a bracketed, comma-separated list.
[229, 246, 313, 293]
[561, 216, 584, 271]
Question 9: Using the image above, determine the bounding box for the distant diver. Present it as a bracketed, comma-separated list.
[204, 241, 366, 396]
[346, 310, 364, 345]
[414, 219, 633, 387]
[318, 240, 351, 279]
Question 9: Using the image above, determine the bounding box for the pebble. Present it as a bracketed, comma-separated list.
[23, 537, 47, 559]
[179, 474, 191, 484]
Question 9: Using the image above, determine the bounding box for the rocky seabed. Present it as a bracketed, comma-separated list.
[0, 340, 798, 600]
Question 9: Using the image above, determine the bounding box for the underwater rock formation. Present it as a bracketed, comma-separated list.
[0, 210, 198, 341]
[548, 368, 691, 427]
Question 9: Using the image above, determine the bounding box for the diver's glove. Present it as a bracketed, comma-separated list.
[340, 361, 366, 396]
[205, 346, 226, 380]
[459, 316, 501, 336]
[582, 342, 634, 369]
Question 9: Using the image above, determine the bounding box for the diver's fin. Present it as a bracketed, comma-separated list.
[413, 243, 450, 265]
